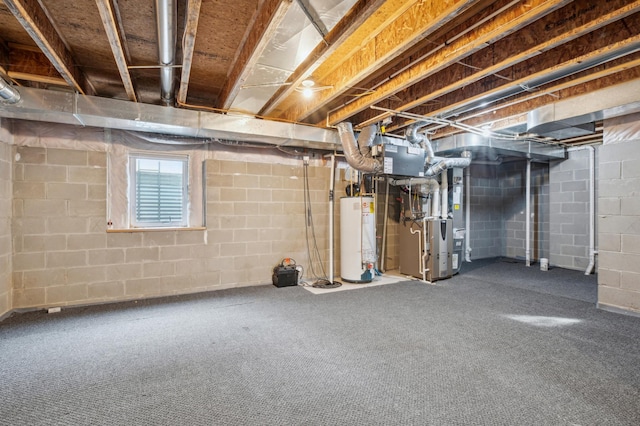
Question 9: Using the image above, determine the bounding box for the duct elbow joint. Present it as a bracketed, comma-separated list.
[0, 78, 21, 104]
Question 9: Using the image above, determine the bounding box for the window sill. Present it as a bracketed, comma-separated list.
[107, 227, 206, 233]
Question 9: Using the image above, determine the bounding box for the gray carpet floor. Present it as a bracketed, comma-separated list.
[1, 259, 639, 425]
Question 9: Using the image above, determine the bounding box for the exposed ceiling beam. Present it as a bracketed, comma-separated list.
[401, 31, 640, 128]
[177, 0, 202, 105]
[325, 0, 572, 127]
[431, 64, 640, 139]
[95, 0, 137, 101]
[258, 0, 386, 116]
[352, 0, 640, 128]
[3, 0, 87, 94]
[7, 44, 66, 85]
[216, 0, 293, 110]
[0, 41, 9, 75]
[271, 0, 482, 123]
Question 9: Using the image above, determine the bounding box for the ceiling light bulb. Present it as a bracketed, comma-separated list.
[302, 87, 313, 98]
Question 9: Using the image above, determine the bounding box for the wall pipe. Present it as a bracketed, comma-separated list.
[155, 0, 177, 106]
[380, 177, 390, 272]
[328, 154, 336, 283]
[585, 145, 597, 275]
[441, 170, 448, 219]
[465, 165, 472, 262]
[525, 159, 531, 267]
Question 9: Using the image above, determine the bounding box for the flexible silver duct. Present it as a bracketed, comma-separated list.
[155, 0, 177, 106]
[389, 177, 439, 189]
[357, 124, 377, 158]
[336, 122, 383, 173]
[425, 156, 471, 176]
[0, 77, 20, 104]
[405, 121, 435, 164]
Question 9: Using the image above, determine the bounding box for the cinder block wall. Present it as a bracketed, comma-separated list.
[499, 160, 549, 262]
[0, 128, 12, 317]
[549, 148, 595, 270]
[468, 164, 503, 259]
[598, 113, 640, 314]
[11, 141, 332, 310]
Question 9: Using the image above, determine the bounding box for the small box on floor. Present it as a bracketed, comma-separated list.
[272, 265, 298, 287]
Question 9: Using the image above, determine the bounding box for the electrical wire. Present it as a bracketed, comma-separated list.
[302, 160, 341, 289]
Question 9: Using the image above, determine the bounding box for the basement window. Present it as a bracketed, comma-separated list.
[129, 154, 189, 228]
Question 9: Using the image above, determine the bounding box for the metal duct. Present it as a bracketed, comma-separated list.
[0, 87, 341, 150]
[432, 133, 565, 161]
[389, 177, 439, 189]
[425, 156, 471, 177]
[336, 122, 383, 173]
[527, 79, 640, 138]
[0, 77, 20, 104]
[405, 121, 435, 163]
[357, 124, 377, 158]
[155, 0, 177, 106]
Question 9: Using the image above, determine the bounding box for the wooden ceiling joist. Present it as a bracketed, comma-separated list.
[216, 0, 293, 110]
[324, 0, 572, 127]
[351, 0, 640, 129]
[270, 0, 482, 123]
[388, 47, 640, 137]
[95, 0, 137, 102]
[257, 0, 387, 116]
[430, 64, 640, 140]
[3, 0, 87, 94]
[0, 41, 9, 75]
[7, 44, 65, 85]
[403, 30, 640, 126]
[177, 0, 202, 105]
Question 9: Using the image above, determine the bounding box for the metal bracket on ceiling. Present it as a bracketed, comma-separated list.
[295, 0, 329, 45]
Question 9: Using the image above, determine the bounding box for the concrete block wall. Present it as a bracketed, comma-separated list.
[11, 144, 331, 310]
[205, 158, 331, 288]
[0, 133, 11, 317]
[468, 164, 503, 259]
[499, 161, 549, 261]
[598, 113, 640, 314]
[549, 148, 594, 270]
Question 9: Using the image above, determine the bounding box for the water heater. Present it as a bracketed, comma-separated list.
[340, 196, 376, 283]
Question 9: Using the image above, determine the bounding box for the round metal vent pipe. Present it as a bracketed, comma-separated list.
[155, 0, 177, 106]
[0, 77, 20, 104]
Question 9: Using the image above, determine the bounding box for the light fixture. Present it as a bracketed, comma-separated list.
[295, 78, 333, 98]
[301, 79, 314, 98]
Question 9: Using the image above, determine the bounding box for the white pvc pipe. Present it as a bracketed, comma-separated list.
[465, 166, 472, 262]
[431, 187, 440, 218]
[329, 154, 336, 283]
[525, 160, 531, 267]
[585, 145, 597, 275]
[441, 170, 448, 219]
[410, 219, 429, 283]
[381, 178, 390, 272]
